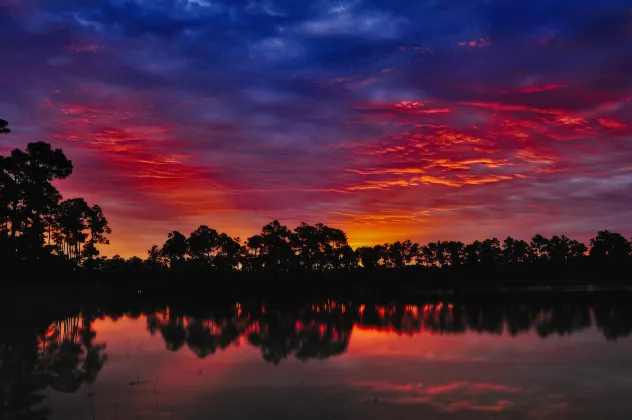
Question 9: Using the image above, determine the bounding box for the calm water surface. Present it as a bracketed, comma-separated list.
[11, 299, 632, 419]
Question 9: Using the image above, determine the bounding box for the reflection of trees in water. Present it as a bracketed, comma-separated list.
[0, 332, 50, 420]
[0, 312, 107, 419]
[144, 302, 355, 364]
[146, 307, 248, 358]
[132, 298, 632, 365]
[247, 303, 354, 364]
[143, 299, 632, 364]
[41, 313, 107, 393]
[358, 301, 597, 339]
[593, 303, 632, 340]
[4, 296, 632, 418]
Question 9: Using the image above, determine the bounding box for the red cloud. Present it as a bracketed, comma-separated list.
[458, 38, 491, 48]
[331, 93, 632, 247]
[34, 92, 240, 255]
[426, 381, 470, 395]
[353, 380, 522, 397]
[66, 44, 104, 53]
[500, 84, 568, 94]
[353, 381, 424, 393]
[469, 383, 521, 394]
[597, 117, 628, 130]
[442, 399, 514, 412]
[344, 97, 631, 194]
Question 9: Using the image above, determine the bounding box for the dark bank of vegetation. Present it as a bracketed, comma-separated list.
[2, 118, 632, 292]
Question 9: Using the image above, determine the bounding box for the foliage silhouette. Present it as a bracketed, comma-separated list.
[0, 119, 10, 135]
[0, 128, 111, 275]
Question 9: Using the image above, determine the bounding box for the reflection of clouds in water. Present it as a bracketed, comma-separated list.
[350, 379, 533, 416]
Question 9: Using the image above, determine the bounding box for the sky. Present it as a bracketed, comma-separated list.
[1, 0, 631, 257]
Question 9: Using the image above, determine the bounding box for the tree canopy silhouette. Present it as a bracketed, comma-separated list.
[0, 119, 9, 135]
[0, 122, 111, 273]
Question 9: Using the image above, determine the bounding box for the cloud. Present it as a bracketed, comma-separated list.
[249, 37, 305, 62]
[353, 379, 523, 395]
[442, 399, 514, 413]
[67, 43, 105, 53]
[353, 381, 424, 393]
[296, 10, 407, 39]
[426, 381, 470, 395]
[352, 380, 523, 414]
[246, 0, 287, 17]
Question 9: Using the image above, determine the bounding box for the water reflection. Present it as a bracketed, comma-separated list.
[144, 299, 632, 364]
[1, 312, 107, 420]
[4, 296, 632, 419]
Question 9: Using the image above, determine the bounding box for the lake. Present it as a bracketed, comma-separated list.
[5, 295, 632, 419]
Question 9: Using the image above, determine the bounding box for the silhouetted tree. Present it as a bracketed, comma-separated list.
[547, 235, 569, 264]
[590, 231, 631, 261]
[104, 255, 127, 272]
[387, 240, 419, 268]
[247, 220, 295, 273]
[530, 234, 550, 262]
[502, 236, 531, 265]
[81, 205, 111, 261]
[126, 256, 145, 273]
[463, 240, 481, 265]
[481, 238, 501, 265]
[55, 198, 90, 263]
[187, 225, 219, 265]
[161, 231, 188, 268]
[356, 245, 383, 269]
[146, 244, 167, 270]
[292, 222, 355, 271]
[214, 233, 242, 271]
[450, 241, 467, 266]
[422, 242, 447, 267]
[1, 143, 72, 248]
[292, 222, 322, 270]
[244, 234, 264, 272]
[0, 118, 10, 135]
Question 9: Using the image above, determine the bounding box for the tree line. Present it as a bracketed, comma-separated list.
[1, 121, 111, 273]
[135, 222, 631, 275]
[2, 121, 631, 279]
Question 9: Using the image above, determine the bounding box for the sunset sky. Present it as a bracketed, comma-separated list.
[1, 0, 631, 257]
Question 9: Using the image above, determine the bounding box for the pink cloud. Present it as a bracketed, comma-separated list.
[442, 399, 514, 413]
[66, 44, 105, 53]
